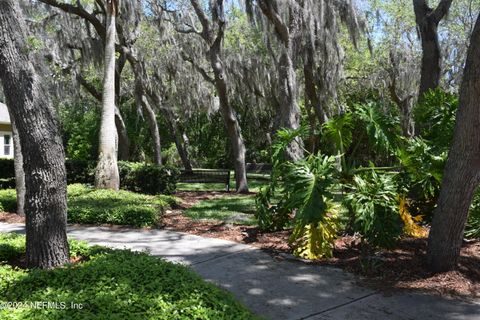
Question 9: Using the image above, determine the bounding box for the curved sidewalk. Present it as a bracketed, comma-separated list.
[0, 222, 478, 320]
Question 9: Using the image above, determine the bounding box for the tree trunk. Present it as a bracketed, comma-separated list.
[278, 50, 304, 161]
[115, 108, 130, 161]
[304, 47, 328, 126]
[188, 0, 248, 192]
[11, 120, 25, 216]
[95, 0, 119, 190]
[388, 80, 415, 137]
[413, 0, 453, 100]
[256, 0, 304, 161]
[115, 53, 129, 161]
[173, 129, 193, 172]
[129, 57, 162, 166]
[77, 73, 130, 161]
[426, 12, 480, 273]
[399, 100, 415, 137]
[0, 0, 69, 269]
[210, 51, 248, 193]
[141, 95, 162, 165]
[165, 109, 193, 172]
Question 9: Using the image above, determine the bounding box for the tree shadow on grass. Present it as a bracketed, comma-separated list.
[184, 196, 257, 225]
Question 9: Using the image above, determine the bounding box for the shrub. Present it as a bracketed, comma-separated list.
[0, 178, 15, 189]
[414, 88, 457, 151]
[117, 160, 140, 188]
[118, 161, 179, 195]
[65, 160, 95, 184]
[0, 233, 255, 320]
[396, 137, 447, 220]
[0, 189, 17, 212]
[344, 171, 403, 248]
[0, 159, 179, 195]
[67, 184, 174, 227]
[284, 155, 341, 259]
[0, 159, 14, 179]
[0, 184, 177, 227]
[256, 128, 341, 259]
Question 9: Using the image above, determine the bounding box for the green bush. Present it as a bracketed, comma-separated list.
[0, 160, 179, 195]
[117, 160, 141, 188]
[0, 233, 256, 320]
[0, 189, 17, 212]
[344, 171, 403, 248]
[396, 137, 447, 220]
[67, 184, 174, 227]
[118, 161, 179, 195]
[0, 178, 15, 190]
[414, 88, 457, 151]
[65, 160, 95, 184]
[0, 184, 177, 227]
[0, 159, 14, 179]
[0, 233, 96, 263]
[283, 155, 341, 259]
[256, 129, 341, 259]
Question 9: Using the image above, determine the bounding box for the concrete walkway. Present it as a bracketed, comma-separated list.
[0, 222, 478, 320]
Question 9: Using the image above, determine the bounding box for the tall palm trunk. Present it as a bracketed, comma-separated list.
[95, 0, 119, 190]
[0, 0, 69, 268]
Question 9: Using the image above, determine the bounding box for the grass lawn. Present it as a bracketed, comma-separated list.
[0, 184, 178, 228]
[177, 176, 269, 193]
[0, 233, 257, 320]
[183, 195, 258, 225]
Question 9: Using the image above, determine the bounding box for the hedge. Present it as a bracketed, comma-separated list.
[0, 159, 178, 195]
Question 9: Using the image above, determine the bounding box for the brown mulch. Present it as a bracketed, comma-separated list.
[322, 236, 480, 299]
[161, 191, 291, 252]
[0, 212, 25, 223]
[1, 190, 479, 298]
[162, 191, 480, 300]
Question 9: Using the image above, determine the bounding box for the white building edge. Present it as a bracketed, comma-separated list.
[0, 102, 13, 159]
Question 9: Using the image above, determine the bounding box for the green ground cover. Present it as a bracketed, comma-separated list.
[0, 184, 177, 228]
[0, 233, 257, 320]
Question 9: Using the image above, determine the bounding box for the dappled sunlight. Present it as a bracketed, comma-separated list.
[0, 223, 479, 319]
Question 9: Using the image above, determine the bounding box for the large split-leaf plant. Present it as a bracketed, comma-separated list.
[255, 128, 341, 259]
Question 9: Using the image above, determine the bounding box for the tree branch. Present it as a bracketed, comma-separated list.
[38, 0, 106, 40]
[77, 74, 102, 101]
[257, 0, 289, 45]
[180, 52, 215, 84]
[189, 0, 212, 42]
[431, 0, 453, 24]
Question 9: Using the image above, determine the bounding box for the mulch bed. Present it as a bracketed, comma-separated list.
[163, 191, 480, 299]
[1, 190, 479, 298]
